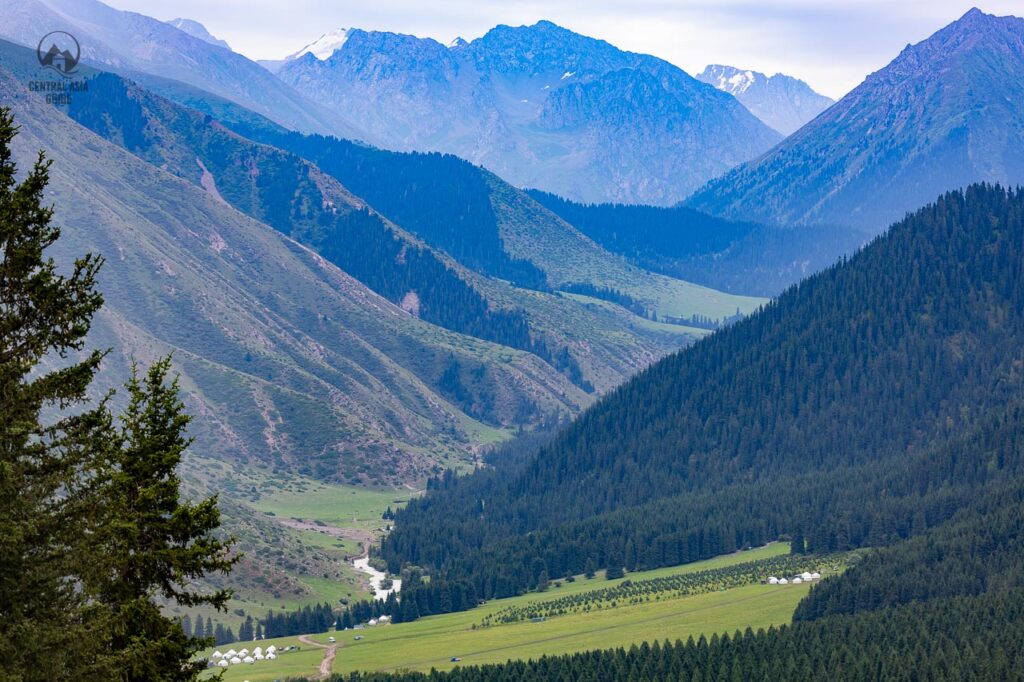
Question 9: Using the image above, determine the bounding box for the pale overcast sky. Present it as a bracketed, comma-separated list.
[104, 0, 1020, 99]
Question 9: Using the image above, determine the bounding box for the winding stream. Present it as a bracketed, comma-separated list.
[353, 557, 402, 600]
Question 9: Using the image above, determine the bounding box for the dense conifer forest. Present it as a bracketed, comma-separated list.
[527, 189, 756, 267]
[222, 124, 550, 291]
[377, 185, 1024, 601]
[526, 188, 863, 296]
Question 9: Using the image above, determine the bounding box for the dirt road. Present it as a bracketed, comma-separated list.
[297, 634, 337, 679]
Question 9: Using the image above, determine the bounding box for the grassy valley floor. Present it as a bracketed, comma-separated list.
[201, 544, 842, 680]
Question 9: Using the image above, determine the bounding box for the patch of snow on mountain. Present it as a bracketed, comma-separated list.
[723, 70, 756, 94]
[288, 29, 350, 61]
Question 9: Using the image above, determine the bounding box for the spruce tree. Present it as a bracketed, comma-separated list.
[0, 107, 105, 680]
[89, 358, 237, 680]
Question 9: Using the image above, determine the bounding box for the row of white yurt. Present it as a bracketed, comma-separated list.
[768, 571, 825, 586]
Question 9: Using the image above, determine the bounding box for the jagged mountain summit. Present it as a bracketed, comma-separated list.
[288, 28, 351, 61]
[273, 20, 782, 205]
[689, 8, 1024, 232]
[696, 64, 834, 135]
[165, 18, 231, 50]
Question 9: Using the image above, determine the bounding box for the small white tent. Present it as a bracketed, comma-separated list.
[793, 577, 803, 584]
[266, 645, 277, 653]
[229, 657, 242, 665]
[226, 649, 237, 657]
[253, 646, 262, 656]
[812, 572, 821, 579]
[266, 652, 277, 660]
[243, 656, 255, 664]
[801, 572, 813, 581]
[211, 651, 223, 660]
[255, 653, 265, 660]
[239, 648, 249, 656]
[779, 578, 789, 585]
[216, 660, 229, 668]
[768, 577, 779, 585]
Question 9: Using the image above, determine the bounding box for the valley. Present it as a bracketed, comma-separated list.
[199, 544, 840, 680]
[2, 3, 1023, 681]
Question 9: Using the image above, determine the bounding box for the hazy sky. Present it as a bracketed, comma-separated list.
[104, 0, 1020, 99]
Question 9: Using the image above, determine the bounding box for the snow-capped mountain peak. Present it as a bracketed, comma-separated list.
[287, 28, 351, 61]
[724, 69, 756, 94]
[696, 64, 833, 135]
[448, 37, 468, 49]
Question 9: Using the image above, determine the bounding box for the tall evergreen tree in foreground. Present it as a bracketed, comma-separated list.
[0, 107, 105, 679]
[88, 358, 237, 680]
[0, 107, 236, 680]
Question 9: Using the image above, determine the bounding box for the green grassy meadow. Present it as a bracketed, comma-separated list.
[201, 544, 835, 679]
[252, 480, 415, 529]
[199, 635, 324, 681]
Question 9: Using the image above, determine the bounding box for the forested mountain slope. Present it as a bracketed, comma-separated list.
[354, 458, 1024, 681]
[216, 102, 763, 321]
[0, 67, 588, 485]
[526, 189, 865, 296]
[380, 184, 1024, 597]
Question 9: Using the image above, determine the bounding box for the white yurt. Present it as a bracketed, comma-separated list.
[266, 652, 277, 660]
[266, 645, 277, 653]
[229, 656, 242, 665]
[812, 572, 822, 579]
[793, 577, 803, 584]
[239, 648, 249, 656]
[779, 578, 789, 585]
[767, 576, 779, 585]
[253, 646, 262, 656]
[243, 656, 255, 664]
[211, 651, 223, 660]
[801, 572, 813, 581]
[368, 619, 378, 626]
[216, 660, 229, 668]
[379, 615, 391, 622]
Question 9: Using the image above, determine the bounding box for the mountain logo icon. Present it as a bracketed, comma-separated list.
[36, 31, 81, 76]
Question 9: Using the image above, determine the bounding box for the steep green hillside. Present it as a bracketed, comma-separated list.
[223, 120, 763, 320]
[381, 185, 1024, 598]
[2, 67, 589, 485]
[0, 47, 717, 398]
